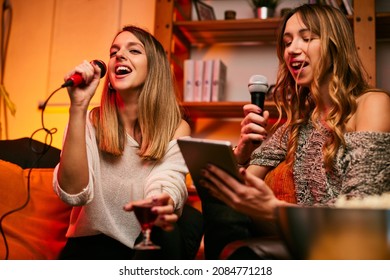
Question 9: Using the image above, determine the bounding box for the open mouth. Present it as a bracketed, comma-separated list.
[115, 66, 132, 75]
[290, 61, 308, 71]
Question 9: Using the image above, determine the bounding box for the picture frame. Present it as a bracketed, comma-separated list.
[194, 1, 216, 21]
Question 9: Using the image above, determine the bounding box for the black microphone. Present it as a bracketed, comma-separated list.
[248, 74, 268, 116]
[248, 75, 268, 145]
[61, 59, 107, 88]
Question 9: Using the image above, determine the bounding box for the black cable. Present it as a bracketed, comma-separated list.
[0, 85, 62, 260]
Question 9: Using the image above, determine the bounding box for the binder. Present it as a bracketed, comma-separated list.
[193, 60, 204, 102]
[202, 59, 214, 102]
[211, 59, 227, 102]
[183, 59, 195, 101]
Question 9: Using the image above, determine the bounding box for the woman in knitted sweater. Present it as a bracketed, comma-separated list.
[199, 4, 390, 259]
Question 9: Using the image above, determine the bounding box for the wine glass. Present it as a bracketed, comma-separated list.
[133, 201, 161, 250]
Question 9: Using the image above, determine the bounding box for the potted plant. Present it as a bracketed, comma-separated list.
[252, 0, 278, 19]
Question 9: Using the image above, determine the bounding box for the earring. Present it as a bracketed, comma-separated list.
[108, 82, 115, 91]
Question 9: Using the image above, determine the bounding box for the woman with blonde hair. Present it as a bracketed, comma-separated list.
[199, 4, 390, 259]
[53, 25, 203, 259]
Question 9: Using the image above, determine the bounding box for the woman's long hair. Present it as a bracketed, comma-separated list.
[273, 4, 371, 169]
[90, 25, 182, 161]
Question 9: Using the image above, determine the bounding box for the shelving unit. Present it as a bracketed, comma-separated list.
[154, 0, 389, 120]
[182, 100, 279, 119]
[174, 17, 282, 44]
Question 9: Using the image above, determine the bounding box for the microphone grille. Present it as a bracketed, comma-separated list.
[248, 75, 268, 93]
[93, 59, 107, 78]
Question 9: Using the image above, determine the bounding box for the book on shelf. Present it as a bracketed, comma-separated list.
[183, 59, 195, 102]
[183, 58, 227, 102]
[202, 59, 214, 102]
[211, 59, 227, 102]
[193, 60, 204, 102]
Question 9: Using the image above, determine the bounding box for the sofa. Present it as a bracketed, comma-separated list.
[0, 138, 70, 259]
[0, 138, 203, 260]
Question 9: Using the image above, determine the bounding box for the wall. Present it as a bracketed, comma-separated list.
[1, 0, 155, 148]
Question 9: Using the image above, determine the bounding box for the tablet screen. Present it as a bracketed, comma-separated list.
[177, 137, 243, 188]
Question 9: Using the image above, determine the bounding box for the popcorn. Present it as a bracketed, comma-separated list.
[335, 193, 390, 209]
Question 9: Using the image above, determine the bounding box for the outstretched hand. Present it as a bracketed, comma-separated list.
[200, 164, 284, 221]
[123, 193, 178, 231]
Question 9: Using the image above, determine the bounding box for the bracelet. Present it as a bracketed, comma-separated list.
[233, 146, 250, 168]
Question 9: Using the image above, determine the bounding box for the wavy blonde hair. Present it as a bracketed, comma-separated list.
[273, 4, 372, 170]
[90, 25, 182, 161]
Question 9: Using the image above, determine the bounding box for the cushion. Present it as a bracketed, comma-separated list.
[264, 161, 297, 204]
[0, 137, 61, 169]
[0, 160, 72, 259]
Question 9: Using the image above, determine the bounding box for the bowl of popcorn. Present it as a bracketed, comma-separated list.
[276, 194, 390, 260]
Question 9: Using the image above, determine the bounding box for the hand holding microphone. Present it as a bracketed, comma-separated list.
[37, 59, 107, 138]
[61, 59, 107, 88]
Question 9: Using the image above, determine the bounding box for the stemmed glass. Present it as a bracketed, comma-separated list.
[133, 201, 161, 250]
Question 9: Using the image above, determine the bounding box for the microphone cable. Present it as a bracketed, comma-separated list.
[0, 85, 62, 260]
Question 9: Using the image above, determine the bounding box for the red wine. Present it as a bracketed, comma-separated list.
[133, 204, 158, 230]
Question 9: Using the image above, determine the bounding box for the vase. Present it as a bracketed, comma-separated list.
[256, 7, 274, 19]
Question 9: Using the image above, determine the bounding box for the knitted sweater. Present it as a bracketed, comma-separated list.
[53, 114, 188, 248]
[251, 122, 390, 206]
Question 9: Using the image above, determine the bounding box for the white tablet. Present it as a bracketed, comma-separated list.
[177, 137, 244, 188]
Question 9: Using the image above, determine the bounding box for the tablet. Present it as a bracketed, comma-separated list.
[177, 137, 243, 189]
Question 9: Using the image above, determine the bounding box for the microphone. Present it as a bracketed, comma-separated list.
[248, 75, 268, 145]
[61, 59, 107, 88]
[248, 75, 268, 116]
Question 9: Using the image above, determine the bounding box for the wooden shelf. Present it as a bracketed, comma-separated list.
[174, 12, 390, 46]
[174, 18, 282, 45]
[181, 101, 279, 119]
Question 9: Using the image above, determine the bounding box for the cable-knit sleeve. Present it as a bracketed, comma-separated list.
[337, 132, 390, 199]
[250, 124, 289, 167]
[143, 139, 189, 215]
[52, 114, 98, 206]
